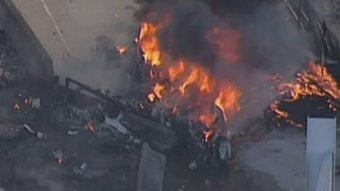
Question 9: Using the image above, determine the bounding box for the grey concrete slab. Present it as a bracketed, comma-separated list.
[10, 0, 138, 75]
[136, 143, 166, 191]
[0, 0, 54, 79]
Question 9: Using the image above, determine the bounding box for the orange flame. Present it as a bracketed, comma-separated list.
[207, 27, 240, 62]
[116, 46, 128, 55]
[278, 61, 340, 101]
[139, 23, 163, 66]
[270, 61, 340, 126]
[139, 21, 242, 139]
[148, 83, 166, 102]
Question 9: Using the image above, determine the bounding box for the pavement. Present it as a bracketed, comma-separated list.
[10, 0, 138, 92]
[239, 128, 306, 191]
[240, 127, 340, 191]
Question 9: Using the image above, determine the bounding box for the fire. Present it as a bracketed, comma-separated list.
[148, 83, 166, 102]
[57, 158, 63, 165]
[116, 46, 128, 55]
[270, 101, 289, 118]
[140, 21, 242, 139]
[85, 121, 96, 133]
[138, 10, 340, 138]
[278, 62, 340, 101]
[214, 88, 241, 119]
[139, 22, 163, 66]
[270, 61, 340, 126]
[148, 93, 156, 102]
[153, 83, 166, 99]
[207, 27, 240, 62]
[24, 97, 33, 105]
[13, 103, 21, 111]
[168, 61, 185, 81]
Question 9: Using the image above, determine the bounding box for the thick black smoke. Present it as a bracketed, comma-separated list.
[134, 0, 313, 132]
[134, 0, 274, 19]
[158, 1, 221, 68]
[137, 0, 230, 69]
[135, 0, 311, 74]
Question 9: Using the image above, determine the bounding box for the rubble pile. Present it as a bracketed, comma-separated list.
[0, 83, 142, 191]
[66, 79, 236, 188]
[0, 28, 267, 191]
[0, 68, 211, 190]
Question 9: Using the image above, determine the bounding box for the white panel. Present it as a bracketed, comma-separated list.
[315, 154, 332, 191]
[306, 117, 336, 191]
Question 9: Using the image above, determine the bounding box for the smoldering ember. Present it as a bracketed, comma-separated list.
[0, 0, 340, 190]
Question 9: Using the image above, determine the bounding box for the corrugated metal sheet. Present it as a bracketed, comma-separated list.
[306, 117, 336, 191]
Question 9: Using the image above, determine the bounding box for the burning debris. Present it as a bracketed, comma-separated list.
[89, 35, 130, 69]
[270, 61, 340, 127]
[1, 0, 340, 190]
[130, 0, 320, 143]
[114, 2, 340, 180]
[137, 7, 243, 141]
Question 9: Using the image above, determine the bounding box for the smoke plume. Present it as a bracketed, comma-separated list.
[134, 0, 312, 132]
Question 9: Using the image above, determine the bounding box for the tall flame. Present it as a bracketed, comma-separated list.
[138, 16, 340, 136]
[139, 21, 242, 139]
[139, 22, 164, 66]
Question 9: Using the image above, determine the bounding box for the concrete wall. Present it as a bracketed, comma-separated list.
[0, 0, 54, 80]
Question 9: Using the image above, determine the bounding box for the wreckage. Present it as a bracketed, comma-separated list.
[64, 75, 233, 170]
[1, 0, 340, 189]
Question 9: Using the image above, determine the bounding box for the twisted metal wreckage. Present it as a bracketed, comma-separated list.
[61, 34, 233, 171]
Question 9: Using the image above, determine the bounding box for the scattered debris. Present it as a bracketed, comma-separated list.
[125, 112, 177, 151]
[23, 124, 35, 134]
[72, 107, 91, 121]
[214, 136, 232, 161]
[133, 138, 142, 144]
[74, 162, 88, 175]
[0, 123, 21, 140]
[23, 124, 47, 139]
[188, 161, 197, 170]
[36, 131, 47, 139]
[52, 149, 64, 164]
[104, 116, 130, 135]
[67, 130, 79, 135]
[31, 98, 41, 109]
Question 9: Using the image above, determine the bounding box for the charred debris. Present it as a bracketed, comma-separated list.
[0, 31, 238, 184]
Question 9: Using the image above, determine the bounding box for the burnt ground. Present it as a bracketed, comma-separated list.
[0, 82, 288, 191]
[0, 84, 140, 191]
[0, 27, 287, 191]
[164, 152, 284, 191]
[162, 120, 287, 191]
